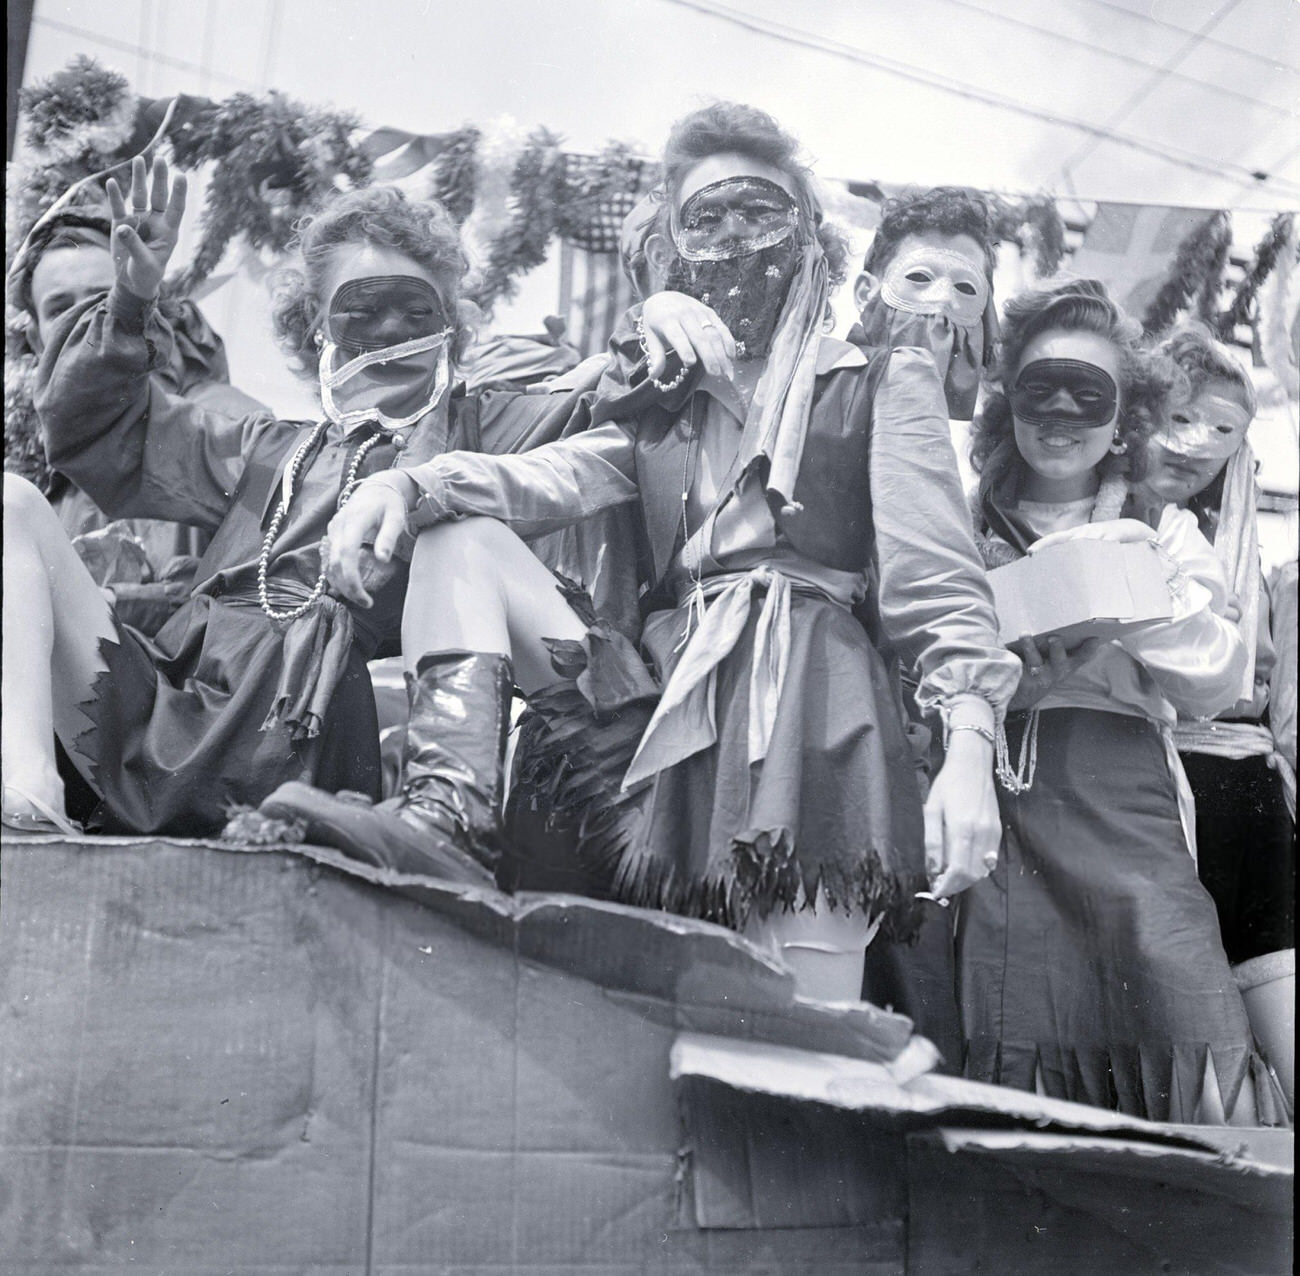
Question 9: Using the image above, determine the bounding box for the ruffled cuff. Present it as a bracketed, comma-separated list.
[916, 657, 1021, 730]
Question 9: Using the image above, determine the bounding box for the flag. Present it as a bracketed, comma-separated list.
[1069, 202, 1214, 318]
[558, 240, 636, 359]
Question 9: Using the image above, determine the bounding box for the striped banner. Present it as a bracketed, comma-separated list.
[558, 239, 637, 358]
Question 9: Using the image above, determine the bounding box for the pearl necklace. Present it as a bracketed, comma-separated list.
[258, 420, 385, 623]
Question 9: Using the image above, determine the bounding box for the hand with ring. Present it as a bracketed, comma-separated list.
[104, 155, 188, 303]
[639, 290, 737, 381]
[1008, 632, 1102, 712]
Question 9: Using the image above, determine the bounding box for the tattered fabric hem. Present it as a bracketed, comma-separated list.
[518, 574, 927, 941]
[964, 1036, 1291, 1127]
[72, 618, 146, 802]
[603, 832, 928, 940]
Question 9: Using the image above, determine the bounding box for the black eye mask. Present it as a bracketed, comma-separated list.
[326, 275, 448, 356]
[1010, 358, 1118, 428]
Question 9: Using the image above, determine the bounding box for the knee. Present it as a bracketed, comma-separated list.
[4, 471, 47, 518]
[3, 471, 54, 540]
[411, 516, 521, 577]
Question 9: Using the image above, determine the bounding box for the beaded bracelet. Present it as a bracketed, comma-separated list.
[634, 314, 691, 393]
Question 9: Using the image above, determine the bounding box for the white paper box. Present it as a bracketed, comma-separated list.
[988, 538, 1174, 646]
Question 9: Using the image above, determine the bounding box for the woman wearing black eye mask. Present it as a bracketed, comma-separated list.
[959, 279, 1289, 1125]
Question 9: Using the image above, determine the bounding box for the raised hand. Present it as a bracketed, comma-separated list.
[104, 155, 187, 301]
[640, 290, 736, 381]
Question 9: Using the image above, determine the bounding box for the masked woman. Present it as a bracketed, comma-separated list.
[1136, 324, 1295, 1103]
[962, 280, 1287, 1124]
[1, 157, 570, 838]
[258, 103, 1020, 1001]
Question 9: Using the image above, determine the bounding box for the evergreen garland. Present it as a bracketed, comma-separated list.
[3, 353, 50, 489]
[556, 141, 657, 251]
[477, 127, 564, 308]
[14, 56, 136, 231]
[168, 91, 373, 291]
[1219, 211, 1295, 338]
[985, 193, 1065, 275]
[1141, 210, 1231, 336]
[1194, 212, 1233, 325]
[429, 125, 480, 225]
[1021, 195, 1065, 276]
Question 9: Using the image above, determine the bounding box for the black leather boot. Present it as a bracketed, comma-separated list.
[258, 650, 512, 884]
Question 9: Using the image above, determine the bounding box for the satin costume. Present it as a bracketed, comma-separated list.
[34, 283, 579, 835]
[391, 315, 1019, 933]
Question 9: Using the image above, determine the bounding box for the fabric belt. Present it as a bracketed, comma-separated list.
[621, 566, 832, 790]
[198, 580, 359, 741]
[1172, 719, 1296, 823]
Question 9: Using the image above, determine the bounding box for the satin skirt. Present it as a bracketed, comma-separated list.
[958, 708, 1289, 1125]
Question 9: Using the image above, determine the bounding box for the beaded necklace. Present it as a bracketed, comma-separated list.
[257, 419, 385, 623]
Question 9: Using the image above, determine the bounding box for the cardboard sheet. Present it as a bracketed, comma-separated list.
[671, 1035, 1292, 1273]
[989, 536, 1173, 645]
[0, 835, 918, 1273]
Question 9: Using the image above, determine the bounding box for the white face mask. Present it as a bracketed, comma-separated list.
[318, 329, 452, 432]
[879, 245, 989, 328]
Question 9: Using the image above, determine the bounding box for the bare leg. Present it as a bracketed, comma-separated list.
[2, 474, 116, 819]
[744, 894, 882, 1002]
[402, 517, 587, 693]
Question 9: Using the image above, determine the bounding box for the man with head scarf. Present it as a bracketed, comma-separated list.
[6, 201, 266, 632]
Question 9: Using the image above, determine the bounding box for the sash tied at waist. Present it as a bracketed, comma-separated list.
[621, 566, 821, 791]
[1172, 718, 1297, 823]
[198, 578, 360, 742]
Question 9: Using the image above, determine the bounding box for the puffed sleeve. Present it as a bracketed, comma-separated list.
[385, 422, 640, 538]
[1269, 560, 1298, 774]
[1111, 506, 1248, 719]
[34, 284, 281, 532]
[870, 347, 1021, 723]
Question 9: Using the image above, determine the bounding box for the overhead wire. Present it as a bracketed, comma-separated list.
[655, 0, 1300, 201]
[1059, 0, 1243, 180]
[934, 0, 1292, 116]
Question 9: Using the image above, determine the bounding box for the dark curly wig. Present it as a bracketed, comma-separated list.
[969, 278, 1172, 498]
[270, 186, 471, 380]
[863, 185, 997, 277]
[655, 101, 850, 289]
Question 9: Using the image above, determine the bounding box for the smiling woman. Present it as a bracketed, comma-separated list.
[961, 279, 1289, 1126]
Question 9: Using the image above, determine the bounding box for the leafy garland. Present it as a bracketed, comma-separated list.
[1219, 212, 1296, 338]
[167, 91, 373, 292]
[12, 55, 136, 233]
[3, 353, 46, 488]
[988, 194, 1067, 276]
[1142, 210, 1232, 336]
[476, 127, 565, 308]
[428, 125, 480, 225]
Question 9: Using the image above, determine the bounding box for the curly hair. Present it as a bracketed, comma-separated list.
[270, 185, 471, 379]
[656, 101, 850, 289]
[1157, 320, 1257, 419]
[969, 278, 1172, 496]
[863, 185, 997, 277]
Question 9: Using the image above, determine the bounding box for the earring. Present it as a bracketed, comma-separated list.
[1108, 431, 1127, 455]
[313, 330, 324, 350]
